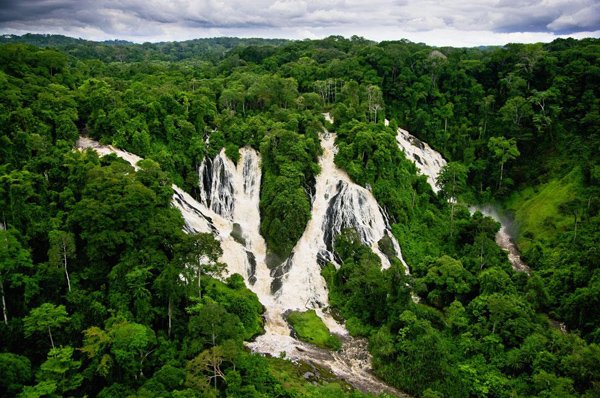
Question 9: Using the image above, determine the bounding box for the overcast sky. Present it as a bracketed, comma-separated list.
[0, 0, 598, 46]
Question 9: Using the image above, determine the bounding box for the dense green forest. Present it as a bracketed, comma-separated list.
[0, 34, 598, 397]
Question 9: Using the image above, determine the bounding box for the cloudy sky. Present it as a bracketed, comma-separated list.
[0, 0, 598, 46]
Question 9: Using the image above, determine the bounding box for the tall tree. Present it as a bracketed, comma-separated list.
[179, 233, 223, 298]
[487, 137, 520, 189]
[20, 346, 82, 397]
[366, 85, 384, 123]
[81, 319, 157, 381]
[47, 230, 75, 293]
[185, 344, 232, 393]
[0, 228, 32, 325]
[154, 261, 185, 337]
[436, 162, 468, 237]
[23, 303, 70, 349]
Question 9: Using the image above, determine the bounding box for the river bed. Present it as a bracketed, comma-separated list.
[469, 205, 530, 273]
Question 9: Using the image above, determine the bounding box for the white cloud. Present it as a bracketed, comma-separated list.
[0, 0, 598, 46]
[547, 3, 600, 32]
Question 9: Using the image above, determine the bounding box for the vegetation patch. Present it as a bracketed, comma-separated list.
[505, 167, 581, 251]
[286, 310, 342, 350]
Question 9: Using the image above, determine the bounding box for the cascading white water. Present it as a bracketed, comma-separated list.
[395, 126, 447, 193]
[267, 130, 409, 316]
[197, 149, 272, 287]
[76, 137, 268, 288]
[76, 134, 409, 396]
[196, 148, 291, 335]
[246, 124, 409, 397]
[199, 151, 234, 219]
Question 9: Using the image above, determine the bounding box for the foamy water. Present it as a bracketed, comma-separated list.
[76, 128, 410, 396]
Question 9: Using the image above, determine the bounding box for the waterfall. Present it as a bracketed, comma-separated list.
[267, 130, 409, 316]
[394, 126, 447, 193]
[197, 148, 271, 287]
[199, 151, 234, 219]
[246, 126, 409, 397]
[76, 137, 269, 290]
[76, 133, 409, 396]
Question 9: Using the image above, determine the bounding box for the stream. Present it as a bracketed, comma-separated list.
[392, 123, 530, 274]
[468, 205, 530, 273]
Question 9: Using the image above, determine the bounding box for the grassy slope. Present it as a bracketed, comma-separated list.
[505, 167, 581, 252]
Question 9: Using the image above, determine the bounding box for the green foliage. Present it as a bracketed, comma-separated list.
[325, 229, 411, 330]
[47, 229, 76, 292]
[325, 112, 596, 397]
[487, 136, 520, 189]
[187, 301, 245, 353]
[372, 311, 457, 396]
[177, 232, 223, 299]
[23, 303, 70, 348]
[436, 161, 468, 201]
[205, 276, 264, 339]
[0, 353, 32, 396]
[29, 346, 83, 396]
[0, 227, 33, 324]
[287, 310, 341, 350]
[259, 125, 321, 260]
[420, 255, 475, 309]
[506, 168, 582, 251]
[109, 320, 156, 379]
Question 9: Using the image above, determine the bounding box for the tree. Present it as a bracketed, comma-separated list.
[109, 320, 156, 380]
[517, 43, 546, 90]
[187, 346, 226, 392]
[0, 353, 32, 396]
[500, 96, 529, 128]
[187, 302, 244, 352]
[446, 300, 468, 334]
[524, 274, 550, 310]
[487, 136, 520, 189]
[478, 267, 513, 295]
[47, 230, 75, 292]
[532, 371, 576, 398]
[421, 256, 474, 309]
[436, 162, 467, 237]
[374, 310, 453, 395]
[436, 102, 454, 135]
[124, 265, 154, 323]
[478, 95, 495, 140]
[82, 319, 157, 381]
[23, 303, 70, 349]
[21, 346, 82, 397]
[559, 198, 585, 242]
[0, 228, 32, 324]
[468, 293, 535, 347]
[529, 88, 560, 140]
[366, 85, 384, 123]
[80, 326, 112, 378]
[178, 233, 223, 299]
[154, 261, 185, 337]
